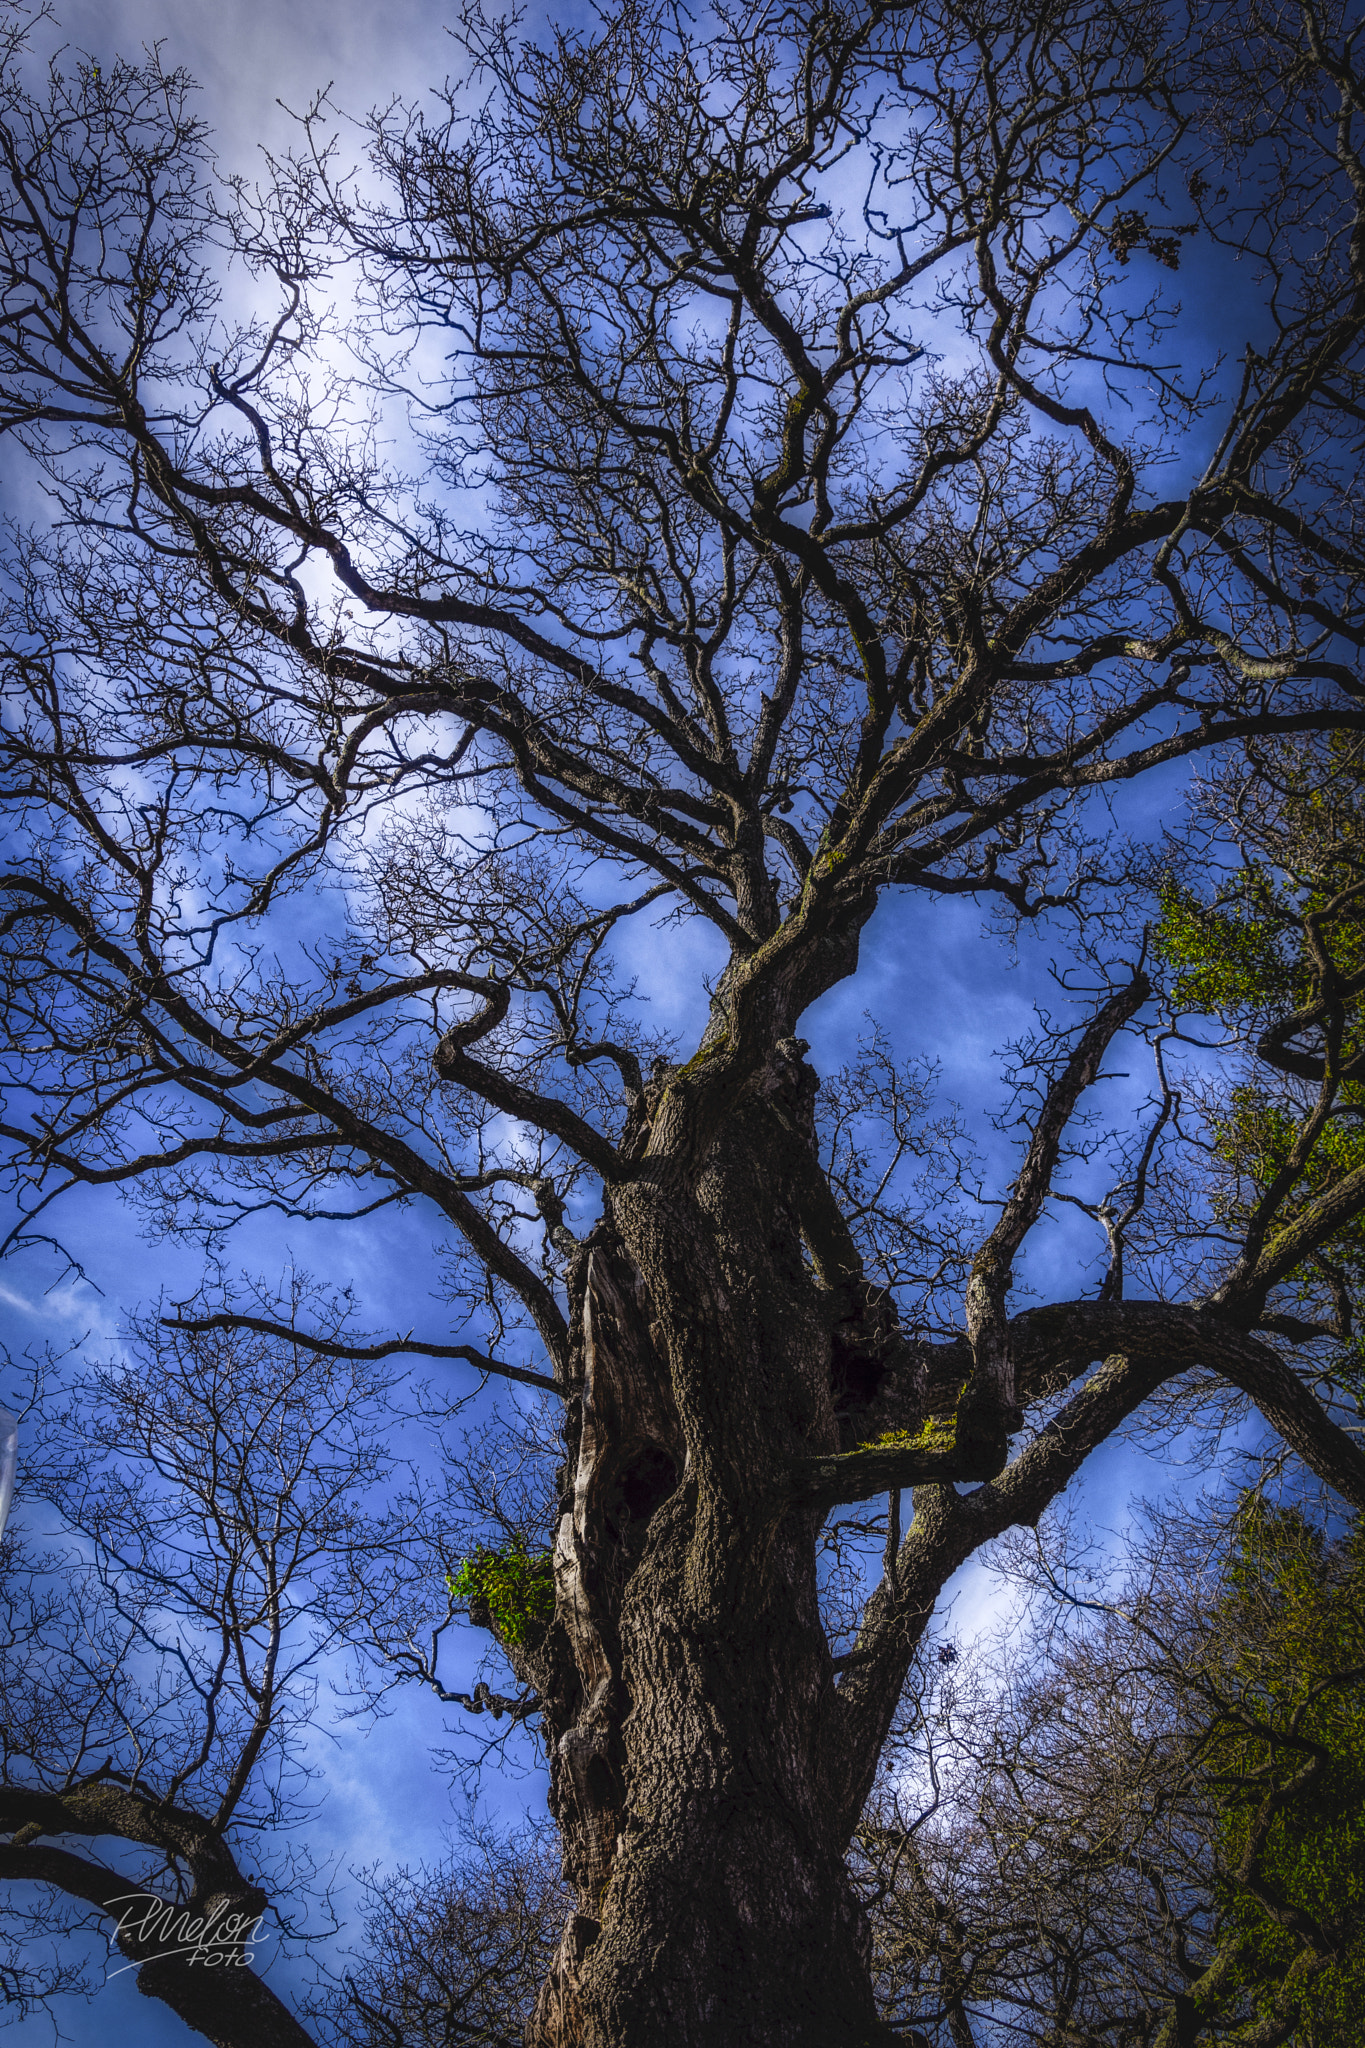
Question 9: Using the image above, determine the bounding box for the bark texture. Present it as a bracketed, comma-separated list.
[519, 1045, 894, 2048]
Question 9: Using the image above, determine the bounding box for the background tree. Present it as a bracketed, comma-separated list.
[3, 0, 1365, 2041]
[854, 1495, 1365, 2047]
[308, 1818, 566, 2048]
[0, 1294, 570, 2048]
[0, 1295, 399, 2046]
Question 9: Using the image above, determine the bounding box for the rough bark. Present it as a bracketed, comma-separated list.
[514, 1046, 896, 2047]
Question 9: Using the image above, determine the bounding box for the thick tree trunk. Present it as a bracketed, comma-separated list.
[532, 1497, 882, 2046]
[521, 1046, 894, 2047]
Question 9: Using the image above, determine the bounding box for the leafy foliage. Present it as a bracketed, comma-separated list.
[1155, 875, 1293, 1017]
[1154, 735, 1365, 1049]
[448, 1539, 556, 1649]
[1145, 736, 1365, 1335]
[852, 1498, 1365, 2046]
[1214, 1092, 1365, 1286]
[1209, 1504, 1365, 2045]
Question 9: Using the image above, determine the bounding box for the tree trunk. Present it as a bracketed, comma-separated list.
[522, 1044, 894, 2047]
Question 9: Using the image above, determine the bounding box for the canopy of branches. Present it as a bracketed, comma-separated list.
[0, 0, 1364, 2042]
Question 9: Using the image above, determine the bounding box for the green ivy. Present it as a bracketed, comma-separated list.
[1210, 1087, 1365, 1287]
[1153, 875, 1293, 1017]
[447, 1536, 555, 1647]
[1209, 1507, 1365, 2044]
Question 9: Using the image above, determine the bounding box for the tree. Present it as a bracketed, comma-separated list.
[0, 1291, 569, 2048]
[3, 0, 1365, 2039]
[853, 1496, 1365, 2047]
[308, 1817, 567, 2048]
[0, 1294, 397, 2047]
[1210, 1503, 1365, 2045]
